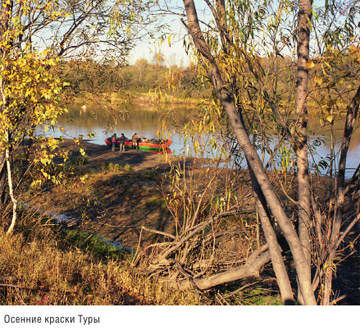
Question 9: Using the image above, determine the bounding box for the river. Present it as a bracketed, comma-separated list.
[45, 102, 360, 179]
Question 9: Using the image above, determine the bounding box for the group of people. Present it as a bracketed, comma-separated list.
[111, 132, 140, 152]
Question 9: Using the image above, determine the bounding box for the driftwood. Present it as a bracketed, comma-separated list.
[133, 209, 251, 268]
[162, 244, 270, 291]
[133, 207, 272, 291]
[131, 151, 273, 293]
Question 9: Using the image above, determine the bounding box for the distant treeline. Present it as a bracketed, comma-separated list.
[59, 58, 209, 98]
[59, 51, 358, 110]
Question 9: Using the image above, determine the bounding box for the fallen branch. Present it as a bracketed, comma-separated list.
[140, 226, 175, 240]
[157, 210, 240, 263]
[162, 244, 270, 291]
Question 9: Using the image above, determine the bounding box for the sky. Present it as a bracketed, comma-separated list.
[128, 33, 193, 67]
[128, 0, 360, 67]
[128, 10, 193, 67]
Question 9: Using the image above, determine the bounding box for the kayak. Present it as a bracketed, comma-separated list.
[105, 137, 172, 153]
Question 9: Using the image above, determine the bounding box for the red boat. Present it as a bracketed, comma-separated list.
[105, 137, 172, 153]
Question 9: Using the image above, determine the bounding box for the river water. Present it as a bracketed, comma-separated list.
[46, 102, 360, 179]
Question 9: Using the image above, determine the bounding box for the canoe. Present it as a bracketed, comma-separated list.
[105, 137, 172, 153]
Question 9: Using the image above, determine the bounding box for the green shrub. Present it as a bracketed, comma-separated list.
[123, 164, 133, 172]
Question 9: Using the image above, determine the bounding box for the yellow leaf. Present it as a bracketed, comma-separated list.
[314, 77, 323, 86]
[349, 45, 357, 53]
[305, 59, 315, 69]
[326, 115, 334, 123]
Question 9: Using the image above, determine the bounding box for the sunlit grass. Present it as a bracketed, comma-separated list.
[0, 219, 200, 305]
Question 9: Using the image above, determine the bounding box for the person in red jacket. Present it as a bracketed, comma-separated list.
[111, 133, 116, 152]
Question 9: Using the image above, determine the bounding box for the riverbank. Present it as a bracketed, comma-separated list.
[23, 139, 359, 305]
[67, 91, 202, 111]
[1, 140, 206, 305]
[27, 139, 208, 249]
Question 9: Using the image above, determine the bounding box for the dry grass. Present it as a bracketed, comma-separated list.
[0, 217, 201, 305]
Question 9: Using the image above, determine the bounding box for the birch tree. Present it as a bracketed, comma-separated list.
[0, 0, 155, 232]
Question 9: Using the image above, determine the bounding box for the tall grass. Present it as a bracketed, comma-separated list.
[0, 216, 200, 305]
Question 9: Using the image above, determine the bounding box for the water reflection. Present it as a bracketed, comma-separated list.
[48, 103, 359, 178]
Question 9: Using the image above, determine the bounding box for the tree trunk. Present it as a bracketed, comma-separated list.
[182, 0, 316, 304]
[294, 0, 313, 303]
[0, 159, 5, 206]
[253, 185, 295, 304]
[247, 155, 294, 303]
[323, 84, 360, 304]
[0, 0, 13, 208]
[5, 144, 17, 235]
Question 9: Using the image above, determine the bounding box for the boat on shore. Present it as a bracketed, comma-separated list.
[105, 137, 172, 153]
